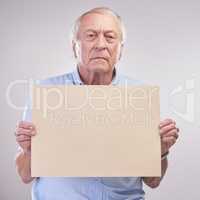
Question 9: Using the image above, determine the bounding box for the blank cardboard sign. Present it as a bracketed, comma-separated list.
[32, 85, 161, 177]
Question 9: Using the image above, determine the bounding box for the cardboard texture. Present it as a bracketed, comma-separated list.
[32, 85, 161, 177]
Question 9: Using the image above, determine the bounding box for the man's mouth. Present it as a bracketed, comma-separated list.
[91, 57, 108, 61]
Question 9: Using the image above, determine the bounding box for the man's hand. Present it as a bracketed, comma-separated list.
[143, 118, 179, 188]
[15, 121, 36, 153]
[159, 118, 179, 155]
[15, 121, 37, 184]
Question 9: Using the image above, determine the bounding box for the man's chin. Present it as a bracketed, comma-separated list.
[87, 64, 111, 74]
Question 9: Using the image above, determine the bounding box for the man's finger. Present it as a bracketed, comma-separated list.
[15, 127, 36, 136]
[161, 129, 179, 139]
[160, 123, 176, 135]
[159, 119, 175, 128]
[16, 135, 31, 142]
[161, 136, 177, 146]
[17, 121, 35, 130]
[17, 138, 31, 143]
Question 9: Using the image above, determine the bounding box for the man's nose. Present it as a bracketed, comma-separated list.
[95, 34, 107, 50]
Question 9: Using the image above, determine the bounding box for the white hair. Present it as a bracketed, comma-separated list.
[70, 7, 126, 44]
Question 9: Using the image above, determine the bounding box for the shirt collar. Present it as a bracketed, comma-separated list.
[72, 66, 120, 85]
[72, 66, 83, 85]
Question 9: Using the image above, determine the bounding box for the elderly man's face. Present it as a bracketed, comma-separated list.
[74, 12, 123, 74]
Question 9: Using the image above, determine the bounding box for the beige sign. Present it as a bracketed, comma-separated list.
[32, 85, 161, 177]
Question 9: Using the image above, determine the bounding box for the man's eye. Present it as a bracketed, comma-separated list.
[86, 34, 95, 40]
[105, 35, 116, 42]
[106, 35, 114, 39]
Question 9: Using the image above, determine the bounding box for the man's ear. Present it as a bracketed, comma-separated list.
[118, 43, 124, 61]
[72, 40, 77, 58]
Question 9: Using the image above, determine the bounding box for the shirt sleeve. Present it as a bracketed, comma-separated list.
[22, 98, 32, 122]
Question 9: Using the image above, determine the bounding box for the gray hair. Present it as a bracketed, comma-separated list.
[70, 7, 126, 44]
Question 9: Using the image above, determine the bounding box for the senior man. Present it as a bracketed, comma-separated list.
[15, 7, 179, 200]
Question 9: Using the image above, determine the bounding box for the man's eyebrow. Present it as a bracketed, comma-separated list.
[104, 30, 117, 35]
[84, 29, 117, 34]
[84, 29, 97, 33]
[105, 30, 116, 33]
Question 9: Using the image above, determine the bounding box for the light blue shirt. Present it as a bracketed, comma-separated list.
[23, 67, 145, 200]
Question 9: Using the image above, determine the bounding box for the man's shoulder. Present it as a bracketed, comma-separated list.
[34, 71, 147, 86]
[118, 74, 146, 85]
[36, 71, 74, 85]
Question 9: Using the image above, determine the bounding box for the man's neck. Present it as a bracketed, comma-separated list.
[78, 66, 115, 85]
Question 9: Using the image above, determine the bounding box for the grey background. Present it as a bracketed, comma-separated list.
[1, 0, 200, 199]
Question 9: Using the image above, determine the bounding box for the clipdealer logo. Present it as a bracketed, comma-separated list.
[169, 76, 199, 124]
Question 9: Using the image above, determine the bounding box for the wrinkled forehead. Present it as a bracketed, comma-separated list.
[78, 12, 122, 37]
